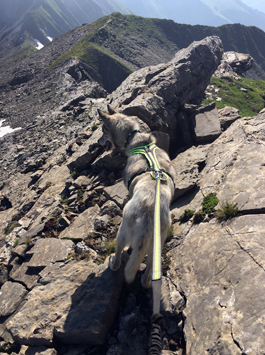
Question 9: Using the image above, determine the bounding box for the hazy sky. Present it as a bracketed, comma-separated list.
[240, 0, 265, 13]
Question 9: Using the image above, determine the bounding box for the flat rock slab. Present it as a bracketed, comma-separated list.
[18, 224, 45, 245]
[193, 104, 221, 143]
[7, 258, 124, 347]
[59, 205, 100, 240]
[0, 281, 27, 317]
[26, 238, 74, 267]
[67, 129, 104, 171]
[168, 216, 265, 354]
[172, 145, 209, 199]
[9, 262, 41, 290]
[103, 180, 128, 208]
[216, 140, 265, 211]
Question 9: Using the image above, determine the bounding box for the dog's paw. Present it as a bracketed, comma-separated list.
[109, 256, 121, 271]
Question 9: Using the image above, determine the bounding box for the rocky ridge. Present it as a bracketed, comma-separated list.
[2, 13, 265, 134]
[0, 36, 265, 355]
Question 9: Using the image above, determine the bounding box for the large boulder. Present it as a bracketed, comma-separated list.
[109, 36, 223, 149]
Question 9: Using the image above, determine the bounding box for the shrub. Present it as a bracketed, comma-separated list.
[179, 209, 195, 223]
[215, 201, 239, 221]
[202, 193, 219, 214]
[193, 211, 205, 224]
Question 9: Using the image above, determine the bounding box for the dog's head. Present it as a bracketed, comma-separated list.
[98, 105, 140, 152]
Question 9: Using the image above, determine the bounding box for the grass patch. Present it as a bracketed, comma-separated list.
[5, 223, 21, 236]
[215, 201, 239, 221]
[204, 76, 265, 117]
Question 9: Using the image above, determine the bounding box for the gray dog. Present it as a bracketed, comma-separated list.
[98, 105, 175, 288]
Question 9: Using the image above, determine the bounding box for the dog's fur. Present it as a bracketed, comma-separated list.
[98, 105, 175, 288]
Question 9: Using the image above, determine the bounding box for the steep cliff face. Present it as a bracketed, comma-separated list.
[1, 36, 265, 355]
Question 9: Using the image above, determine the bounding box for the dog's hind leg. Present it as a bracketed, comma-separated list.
[109, 222, 126, 272]
[124, 238, 147, 284]
[141, 253, 153, 289]
[141, 224, 169, 288]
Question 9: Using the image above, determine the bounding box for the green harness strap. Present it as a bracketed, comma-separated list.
[130, 143, 169, 315]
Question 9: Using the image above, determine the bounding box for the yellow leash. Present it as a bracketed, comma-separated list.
[129, 143, 169, 314]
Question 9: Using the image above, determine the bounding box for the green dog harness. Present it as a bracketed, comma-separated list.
[129, 142, 173, 315]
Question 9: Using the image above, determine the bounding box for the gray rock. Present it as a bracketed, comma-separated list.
[168, 216, 265, 354]
[18, 224, 45, 245]
[103, 180, 128, 208]
[72, 175, 92, 189]
[18, 345, 57, 355]
[26, 238, 74, 268]
[7, 257, 124, 347]
[214, 51, 254, 79]
[192, 103, 221, 143]
[59, 205, 100, 240]
[172, 145, 209, 199]
[110, 36, 223, 147]
[160, 277, 184, 317]
[169, 112, 265, 354]
[67, 128, 104, 171]
[222, 51, 254, 75]
[218, 106, 241, 130]
[0, 281, 27, 317]
[9, 262, 40, 291]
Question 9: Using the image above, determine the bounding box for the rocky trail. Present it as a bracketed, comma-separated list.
[0, 36, 265, 355]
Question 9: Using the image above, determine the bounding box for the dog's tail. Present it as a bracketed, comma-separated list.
[124, 239, 147, 284]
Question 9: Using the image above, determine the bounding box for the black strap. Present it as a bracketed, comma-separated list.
[149, 313, 165, 355]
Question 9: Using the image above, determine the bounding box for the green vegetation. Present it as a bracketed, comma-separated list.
[204, 76, 265, 117]
[5, 223, 21, 236]
[167, 225, 174, 239]
[215, 201, 239, 221]
[104, 240, 117, 256]
[202, 193, 219, 214]
[179, 209, 195, 223]
[71, 169, 80, 180]
[193, 211, 206, 224]
[180, 193, 220, 225]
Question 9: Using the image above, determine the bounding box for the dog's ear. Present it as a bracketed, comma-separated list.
[107, 105, 117, 115]
[98, 109, 112, 124]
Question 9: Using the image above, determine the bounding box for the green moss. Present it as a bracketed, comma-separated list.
[203, 76, 265, 117]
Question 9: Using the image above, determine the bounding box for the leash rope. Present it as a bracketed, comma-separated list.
[129, 142, 173, 354]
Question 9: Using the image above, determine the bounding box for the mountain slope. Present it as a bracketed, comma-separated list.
[1, 13, 265, 130]
[118, 0, 265, 32]
[0, 0, 133, 54]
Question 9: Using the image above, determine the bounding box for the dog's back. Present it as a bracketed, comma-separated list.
[97, 106, 175, 287]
